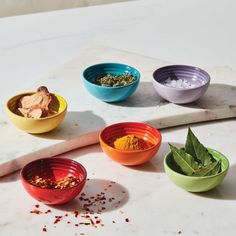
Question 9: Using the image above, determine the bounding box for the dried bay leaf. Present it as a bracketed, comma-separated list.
[169, 144, 198, 176]
[185, 128, 214, 166]
[193, 160, 222, 177]
[169, 128, 222, 177]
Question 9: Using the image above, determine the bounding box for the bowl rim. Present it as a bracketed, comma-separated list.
[20, 157, 87, 191]
[164, 147, 229, 179]
[83, 62, 141, 89]
[152, 64, 211, 91]
[99, 121, 162, 153]
[6, 92, 67, 120]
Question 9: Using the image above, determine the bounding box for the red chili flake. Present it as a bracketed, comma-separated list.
[89, 219, 95, 225]
[125, 218, 130, 223]
[29, 176, 81, 189]
[108, 185, 112, 187]
[87, 178, 90, 181]
[30, 209, 42, 214]
[54, 216, 62, 224]
[96, 220, 101, 224]
[102, 207, 106, 210]
[112, 220, 116, 223]
[122, 191, 126, 194]
[75, 224, 79, 227]
[74, 211, 79, 218]
[65, 213, 68, 217]
[94, 216, 98, 219]
[44, 210, 51, 214]
[67, 221, 71, 224]
[178, 231, 182, 234]
[101, 224, 104, 227]
[84, 223, 90, 225]
[35, 204, 40, 208]
[42, 226, 47, 232]
[81, 193, 86, 196]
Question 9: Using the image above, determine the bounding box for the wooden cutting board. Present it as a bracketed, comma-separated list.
[1, 46, 236, 176]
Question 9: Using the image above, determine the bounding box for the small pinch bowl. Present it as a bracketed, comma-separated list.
[83, 63, 140, 102]
[6, 92, 67, 134]
[152, 65, 210, 104]
[164, 148, 229, 192]
[99, 122, 162, 166]
[20, 157, 87, 205]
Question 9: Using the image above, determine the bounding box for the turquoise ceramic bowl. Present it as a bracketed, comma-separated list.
[164, 148, 229, 192]
[83, 63, 140, 102]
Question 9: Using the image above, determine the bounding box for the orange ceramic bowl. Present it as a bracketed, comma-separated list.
[99, 122, 162, 166]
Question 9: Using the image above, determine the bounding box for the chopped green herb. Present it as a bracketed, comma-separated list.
[95, 73, 136, 87]
[169, 128, 221, 177]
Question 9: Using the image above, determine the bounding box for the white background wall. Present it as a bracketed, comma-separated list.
[0, 0, 132, 17]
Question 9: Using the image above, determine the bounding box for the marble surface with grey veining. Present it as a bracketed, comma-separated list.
[0, 46, 236, 177]
[1, 0, 236, 235]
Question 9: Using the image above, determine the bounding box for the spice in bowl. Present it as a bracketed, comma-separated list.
[95, 73, 136, 87]
[29, 176, 81, 189]
[162, 78, 196, 89]
[17, 86, 57, 119]
[112, 134, 149, 151]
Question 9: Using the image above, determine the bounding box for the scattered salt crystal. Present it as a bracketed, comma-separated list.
[162, 78, 196, 89]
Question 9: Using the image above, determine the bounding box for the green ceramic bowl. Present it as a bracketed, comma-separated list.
[164, 148, 229, 192]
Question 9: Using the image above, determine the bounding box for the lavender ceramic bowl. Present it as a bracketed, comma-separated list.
[152, 65, 210, 104]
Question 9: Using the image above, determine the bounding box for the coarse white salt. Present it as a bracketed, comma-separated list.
[162, 78, 196, 89]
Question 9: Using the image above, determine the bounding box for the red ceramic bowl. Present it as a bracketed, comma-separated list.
[99, 122, 162, 166]
[20, 157, 87, 205]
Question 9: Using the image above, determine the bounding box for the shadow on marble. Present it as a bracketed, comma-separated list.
[34, 110, 106, 140]
[181, 83, 236, 110]
[0, 170, 20, 183]
[112, 81, 169, 108]
[192, 163, 236, 200]
[125, 142, 182, 173]
[50, 178, 129, 213]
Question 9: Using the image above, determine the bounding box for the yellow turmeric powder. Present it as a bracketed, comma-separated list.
[113, 134, 146, 151]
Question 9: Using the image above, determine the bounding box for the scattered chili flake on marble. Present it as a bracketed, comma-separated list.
[178, 230, 182, 234]
[74, 211, 79, 218]
[54, 216, 63, 224]
[29, 181, 129, 233]
[42, 226, 47, 232]
[30, 209, 42, 214]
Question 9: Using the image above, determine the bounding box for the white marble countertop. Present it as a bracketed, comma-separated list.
[0, 0, 236, 235]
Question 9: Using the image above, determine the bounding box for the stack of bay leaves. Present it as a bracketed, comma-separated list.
[169, 128, 222, 177]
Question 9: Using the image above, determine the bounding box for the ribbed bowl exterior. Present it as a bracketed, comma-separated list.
[20, 157, 87, 205]
[152, 65, 210, 104]
[6, 92, 67, 133]
[83, 63, 140, 102]
[164, 148, 229, 192]
[99, 122, 162, 166]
